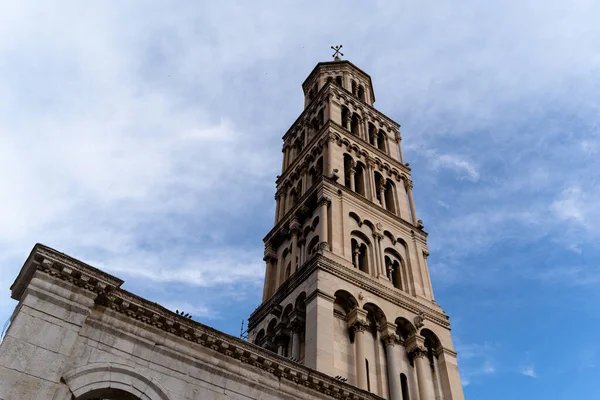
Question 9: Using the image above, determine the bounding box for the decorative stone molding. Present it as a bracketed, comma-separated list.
[22, 245, 381, 400]
[63, 363, 171, 400]
[249, 253, 449, 331]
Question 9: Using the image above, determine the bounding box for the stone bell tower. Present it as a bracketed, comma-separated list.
[248, 53, 465, 400]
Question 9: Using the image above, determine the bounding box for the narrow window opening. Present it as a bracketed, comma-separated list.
[355, 164, 365, 196]
[377, 130, 387, 152]
[335, 75, 343, 87]
[401, 373, 410, 400]
[352, 80, 357, 95]
[366, 359, 371, 392]
[350, 113, 359, 135]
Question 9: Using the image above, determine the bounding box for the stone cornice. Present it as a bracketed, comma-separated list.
[11, 243, 124, 301]
[13, 244, 383, 400]
[249, 252, 450, 331]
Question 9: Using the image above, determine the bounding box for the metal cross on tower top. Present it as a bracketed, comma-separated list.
[331, 45, 343, 61]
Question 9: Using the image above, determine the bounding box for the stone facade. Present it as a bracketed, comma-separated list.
[0, 58, 465, 400]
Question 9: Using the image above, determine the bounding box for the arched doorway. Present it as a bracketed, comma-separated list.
[76, 388, 140, 399]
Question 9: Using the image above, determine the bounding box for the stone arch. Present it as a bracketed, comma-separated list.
[363, 302, 387, 331]
[351, 230, 372, 275]
[63, 363, 171, 400]
[349, 211, 362, 227]
[384, 248, 407, 291]
[395, 317, 417, 341]
[307, 235, 320, 256]
[385, 179, 397, 215]
[354, 161, 367, 196]
[333, 290, 358, 317]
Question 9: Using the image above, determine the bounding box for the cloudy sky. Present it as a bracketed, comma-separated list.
[1, 1, 599, 398]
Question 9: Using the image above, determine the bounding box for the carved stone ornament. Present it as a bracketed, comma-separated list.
[414, 312, 425, 329]
[381, 333, 399, 347]
[416, 220, 424, 229]
[409, 347, 428, 359]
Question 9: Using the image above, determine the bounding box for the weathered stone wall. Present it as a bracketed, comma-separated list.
[0, 244, 382, 400]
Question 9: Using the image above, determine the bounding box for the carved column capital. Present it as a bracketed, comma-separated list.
[409, 346, 428, 359]
[289, 219, 301, 233]
[380, 322, 399, 346]
[404, 179, 414, 190]
[347, 308, 369, 330]
[318, 196, 331, 207]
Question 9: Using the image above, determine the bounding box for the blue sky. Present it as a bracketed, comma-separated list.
[1, 1, 599, 398]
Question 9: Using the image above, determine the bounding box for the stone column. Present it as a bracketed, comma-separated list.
[374, 233, 385, 278]
[318, 196, 330, 251]
[290, 219, 300, 274]
[304, 290, 335, 375]
[348, 308, 369, 391]
[349, 165, 356, 191]
[395, 132, 405, 164]
[324, 135, 333, 177]
[262, 244, 276, 301]
[290, 317, 304, 361]
[353, 247, 360, 268]
[412, 347, 434, 400]
[405, 180, 418, 225]
[279, 189, 288, 220]
[274, 193, 281, 224]
[382, 323, 401, 400]
[282, 146, 289, 170]
[298, 238, 305, 267]
[378, 181, 387, 209]
[363, 118, 370, 142]
[366, 159, 376, 201]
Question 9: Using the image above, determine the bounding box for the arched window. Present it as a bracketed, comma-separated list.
[351, 235, 370, 274]
[289, 188, 298, 207]
[354, 163, 366, 196]
[385, 180, 397, 214]
[317, 108, 324, 127]
[350, 113, 360, 136]
[401, 373, 410, 400]
[385, 249, 406, 291]
[315, 157, 323, 177]
[352, 80, 357, 95]
[285, 262, 291, 279]
[335, 75, 343, 87]
[307, 235, 319, 256]
[368, 123, 377, 146]
[358, 85, 365, 101]
[341, 106, 351, 130]
[377, 130, 387, 152]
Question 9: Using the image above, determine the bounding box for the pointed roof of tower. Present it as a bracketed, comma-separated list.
[301, 59, 376, 104]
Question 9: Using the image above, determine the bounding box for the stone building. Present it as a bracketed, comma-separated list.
[0, 57, 465, 400]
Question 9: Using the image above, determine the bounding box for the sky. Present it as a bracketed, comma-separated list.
[1, 1, 599, 398]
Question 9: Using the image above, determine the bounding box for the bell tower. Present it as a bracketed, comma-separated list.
[248, 55, 465, 400]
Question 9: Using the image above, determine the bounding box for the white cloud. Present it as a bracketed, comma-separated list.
[521, 366, 537, 378]
[434, 154, 480, 181]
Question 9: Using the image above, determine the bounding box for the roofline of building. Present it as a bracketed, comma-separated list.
[302, 60, 376, 103]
